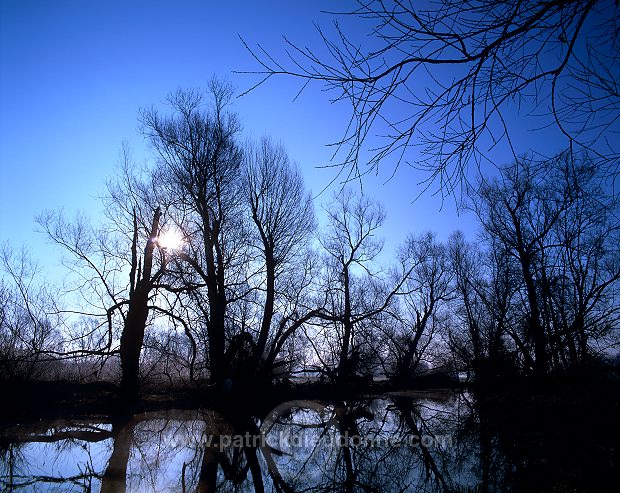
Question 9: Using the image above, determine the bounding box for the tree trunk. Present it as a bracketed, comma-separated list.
[119, 208, 160, 397]
[338, 265, 352, 381]
[256, 248, 275, 364]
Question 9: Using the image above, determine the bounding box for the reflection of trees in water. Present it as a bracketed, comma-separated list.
[447, 389, 620, 493]
[447, 393, 507, 493]
[0, 419, 110, 491]
[0, 399, 463, 492]
[100, 418, 133, 493]
[0, 411, 264, 492]
[0, 399, 464, 492]
[259, 396, 462, 492]
[477, 391, 619, 492]
[1, 392, 617, 491]
[0, 412, 208, 492]
[193, 412, 266, 493]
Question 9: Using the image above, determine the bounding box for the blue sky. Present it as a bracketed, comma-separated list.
[1, 0, 569, 276]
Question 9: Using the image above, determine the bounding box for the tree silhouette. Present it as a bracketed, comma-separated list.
[139, 81, 245, 385]
[119, 207, 164, 396]
[318, 189, 387, 381]
[36, 205, 170, 396]
[242, 0, 620, 195]
[467, 153, 620, 376]
[0, 245, 62, 380]
[387, 233, 454, 382]
[242, 137, 316, 376]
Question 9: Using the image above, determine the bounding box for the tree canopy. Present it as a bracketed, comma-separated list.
[242, 0, 620, 196]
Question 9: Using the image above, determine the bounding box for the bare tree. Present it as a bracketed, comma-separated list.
[36, 204, 170, 395]
[242, 137, 316, 373]
[118, 207, 166, 395]
[139, 80, 246, 385]
[472, 155, 573, 374]
[545, 160, 620, 367]
[0, 245, 62, 380]
[94, 84, 323, 390]
[33, 211, 129, 378]
[386, 233, 454, 382]
[469, 152, 620, 375]
[242, 0, 620, 195]
[447, 231, 522, 381]
[314, 189, 393, 381]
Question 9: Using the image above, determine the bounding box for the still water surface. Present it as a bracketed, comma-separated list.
[1, 390, 616, 492]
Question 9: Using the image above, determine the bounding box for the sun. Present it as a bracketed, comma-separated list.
[158, 228, 185, 250]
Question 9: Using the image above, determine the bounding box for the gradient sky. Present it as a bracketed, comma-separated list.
[1, 0, 568, 277]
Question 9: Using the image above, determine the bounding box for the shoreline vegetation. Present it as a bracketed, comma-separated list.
[2, 365, 618, 423]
